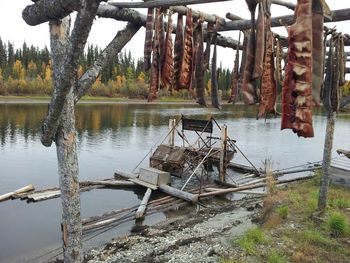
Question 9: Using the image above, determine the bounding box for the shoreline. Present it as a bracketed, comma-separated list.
[82, 197, 262, 263]
[0, 96, 240, 105]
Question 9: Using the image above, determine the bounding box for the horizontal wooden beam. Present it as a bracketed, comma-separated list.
[220, 8, 350, 31]
[98, 4, 241, 49]
[226, 12, 245, 21]
[170, 5, 226, 25]
[108, 0, 231, 8]
[271, 0, 295, 11]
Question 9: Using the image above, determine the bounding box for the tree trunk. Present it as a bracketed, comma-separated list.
[49, 17, 83, 262]
[317, 111, 335, 212]
[56, 89, 83, 262]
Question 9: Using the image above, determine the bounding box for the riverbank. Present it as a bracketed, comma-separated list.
[0, 95, 193, 105]
[83, 196, 263, 263]
[0, 95, 242, 105]
[80, 174, 350, 263]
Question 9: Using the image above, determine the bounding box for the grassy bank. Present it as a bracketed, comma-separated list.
[223, 173, 350, 263]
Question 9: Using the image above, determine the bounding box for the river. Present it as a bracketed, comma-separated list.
[0, 103, 349, 262]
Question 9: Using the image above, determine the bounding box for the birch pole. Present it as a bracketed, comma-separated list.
[317, 111, 335, 212]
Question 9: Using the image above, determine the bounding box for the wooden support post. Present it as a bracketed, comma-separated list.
[219, 125, 227, 182]
[135, 188, 152, 219]
[168, 119, 176, 147]
[318, 111, 336, 212]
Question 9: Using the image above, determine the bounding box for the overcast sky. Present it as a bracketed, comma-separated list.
[0, 0, 348, 69]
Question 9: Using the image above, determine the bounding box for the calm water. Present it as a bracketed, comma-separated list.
[0, 103, 349, 262]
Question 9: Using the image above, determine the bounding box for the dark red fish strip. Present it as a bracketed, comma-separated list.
[281, 0, 314, 138]
[143, 8, 154, 71]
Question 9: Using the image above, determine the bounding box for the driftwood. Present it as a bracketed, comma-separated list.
[11, 180, 136, 202]
[159, 184, 198, 203]
[135, 188, 152, 219]
[0, 185, 35, 202]
[199, 174, 315, 198]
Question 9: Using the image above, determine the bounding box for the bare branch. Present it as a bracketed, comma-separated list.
[74, 22, 141, 101]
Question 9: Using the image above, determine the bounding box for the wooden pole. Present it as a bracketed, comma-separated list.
[219, 125, 227, 182]
[271, 0, 296, 10]
[108, 0, 232, 8]
[318, 111, 336, 212]
[226, 13, 244, 21]
[170, 6, 226, 25]
[168, 119, 176, 147]
[135, 188, 152, 219]
[221, 8, 350, 32]
[158, 184, 198, 202]
[0, 185, 35, 202]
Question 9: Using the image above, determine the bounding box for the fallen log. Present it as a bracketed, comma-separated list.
[158, 184, 198, 203]
[0, 185, 35, 202]
[199, 174, 315, 198]
[135, 188, 152, 219]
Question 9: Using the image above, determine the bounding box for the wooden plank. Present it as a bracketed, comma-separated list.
[159, 184, 198, 203]
[135, 188, 152, 219]
[0, 185, 35, 202]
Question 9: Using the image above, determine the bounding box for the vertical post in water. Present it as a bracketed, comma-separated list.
[219, 125, 227, 182]
[318, 111, 336, 212]
[168, 119, 176, 147]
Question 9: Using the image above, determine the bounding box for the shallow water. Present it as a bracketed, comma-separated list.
[0, 103, 349, 262]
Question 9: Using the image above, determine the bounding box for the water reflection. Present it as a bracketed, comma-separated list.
[0, 103, 349, 262]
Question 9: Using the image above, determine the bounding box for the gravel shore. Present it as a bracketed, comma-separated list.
[84, 197, 263, 263]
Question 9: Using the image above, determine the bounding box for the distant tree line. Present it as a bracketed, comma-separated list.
[0, 37, 233, 99]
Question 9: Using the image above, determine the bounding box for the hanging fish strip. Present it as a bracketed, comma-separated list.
[148, 12, 160, 102]
[281, 0, 314, 138]
[242, 0, 258, 105]
[161, 10, 174, 90]
[252, 2, 266, 79]
[173, 13, 184, 90]
[195, 19, 206, 106]
[274, 36, 283, 88]
[143, 8, 154, 71]
[178, 8, 194, 89]
[228, 32, 241, 104]
[324, 33, 343, 113]
[311, 0, 325, 106]
[258, 31, 277, 118]
[204, 22, 215, 70]
[158, 8, 165, 73]
[211, 38, 220, 109]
